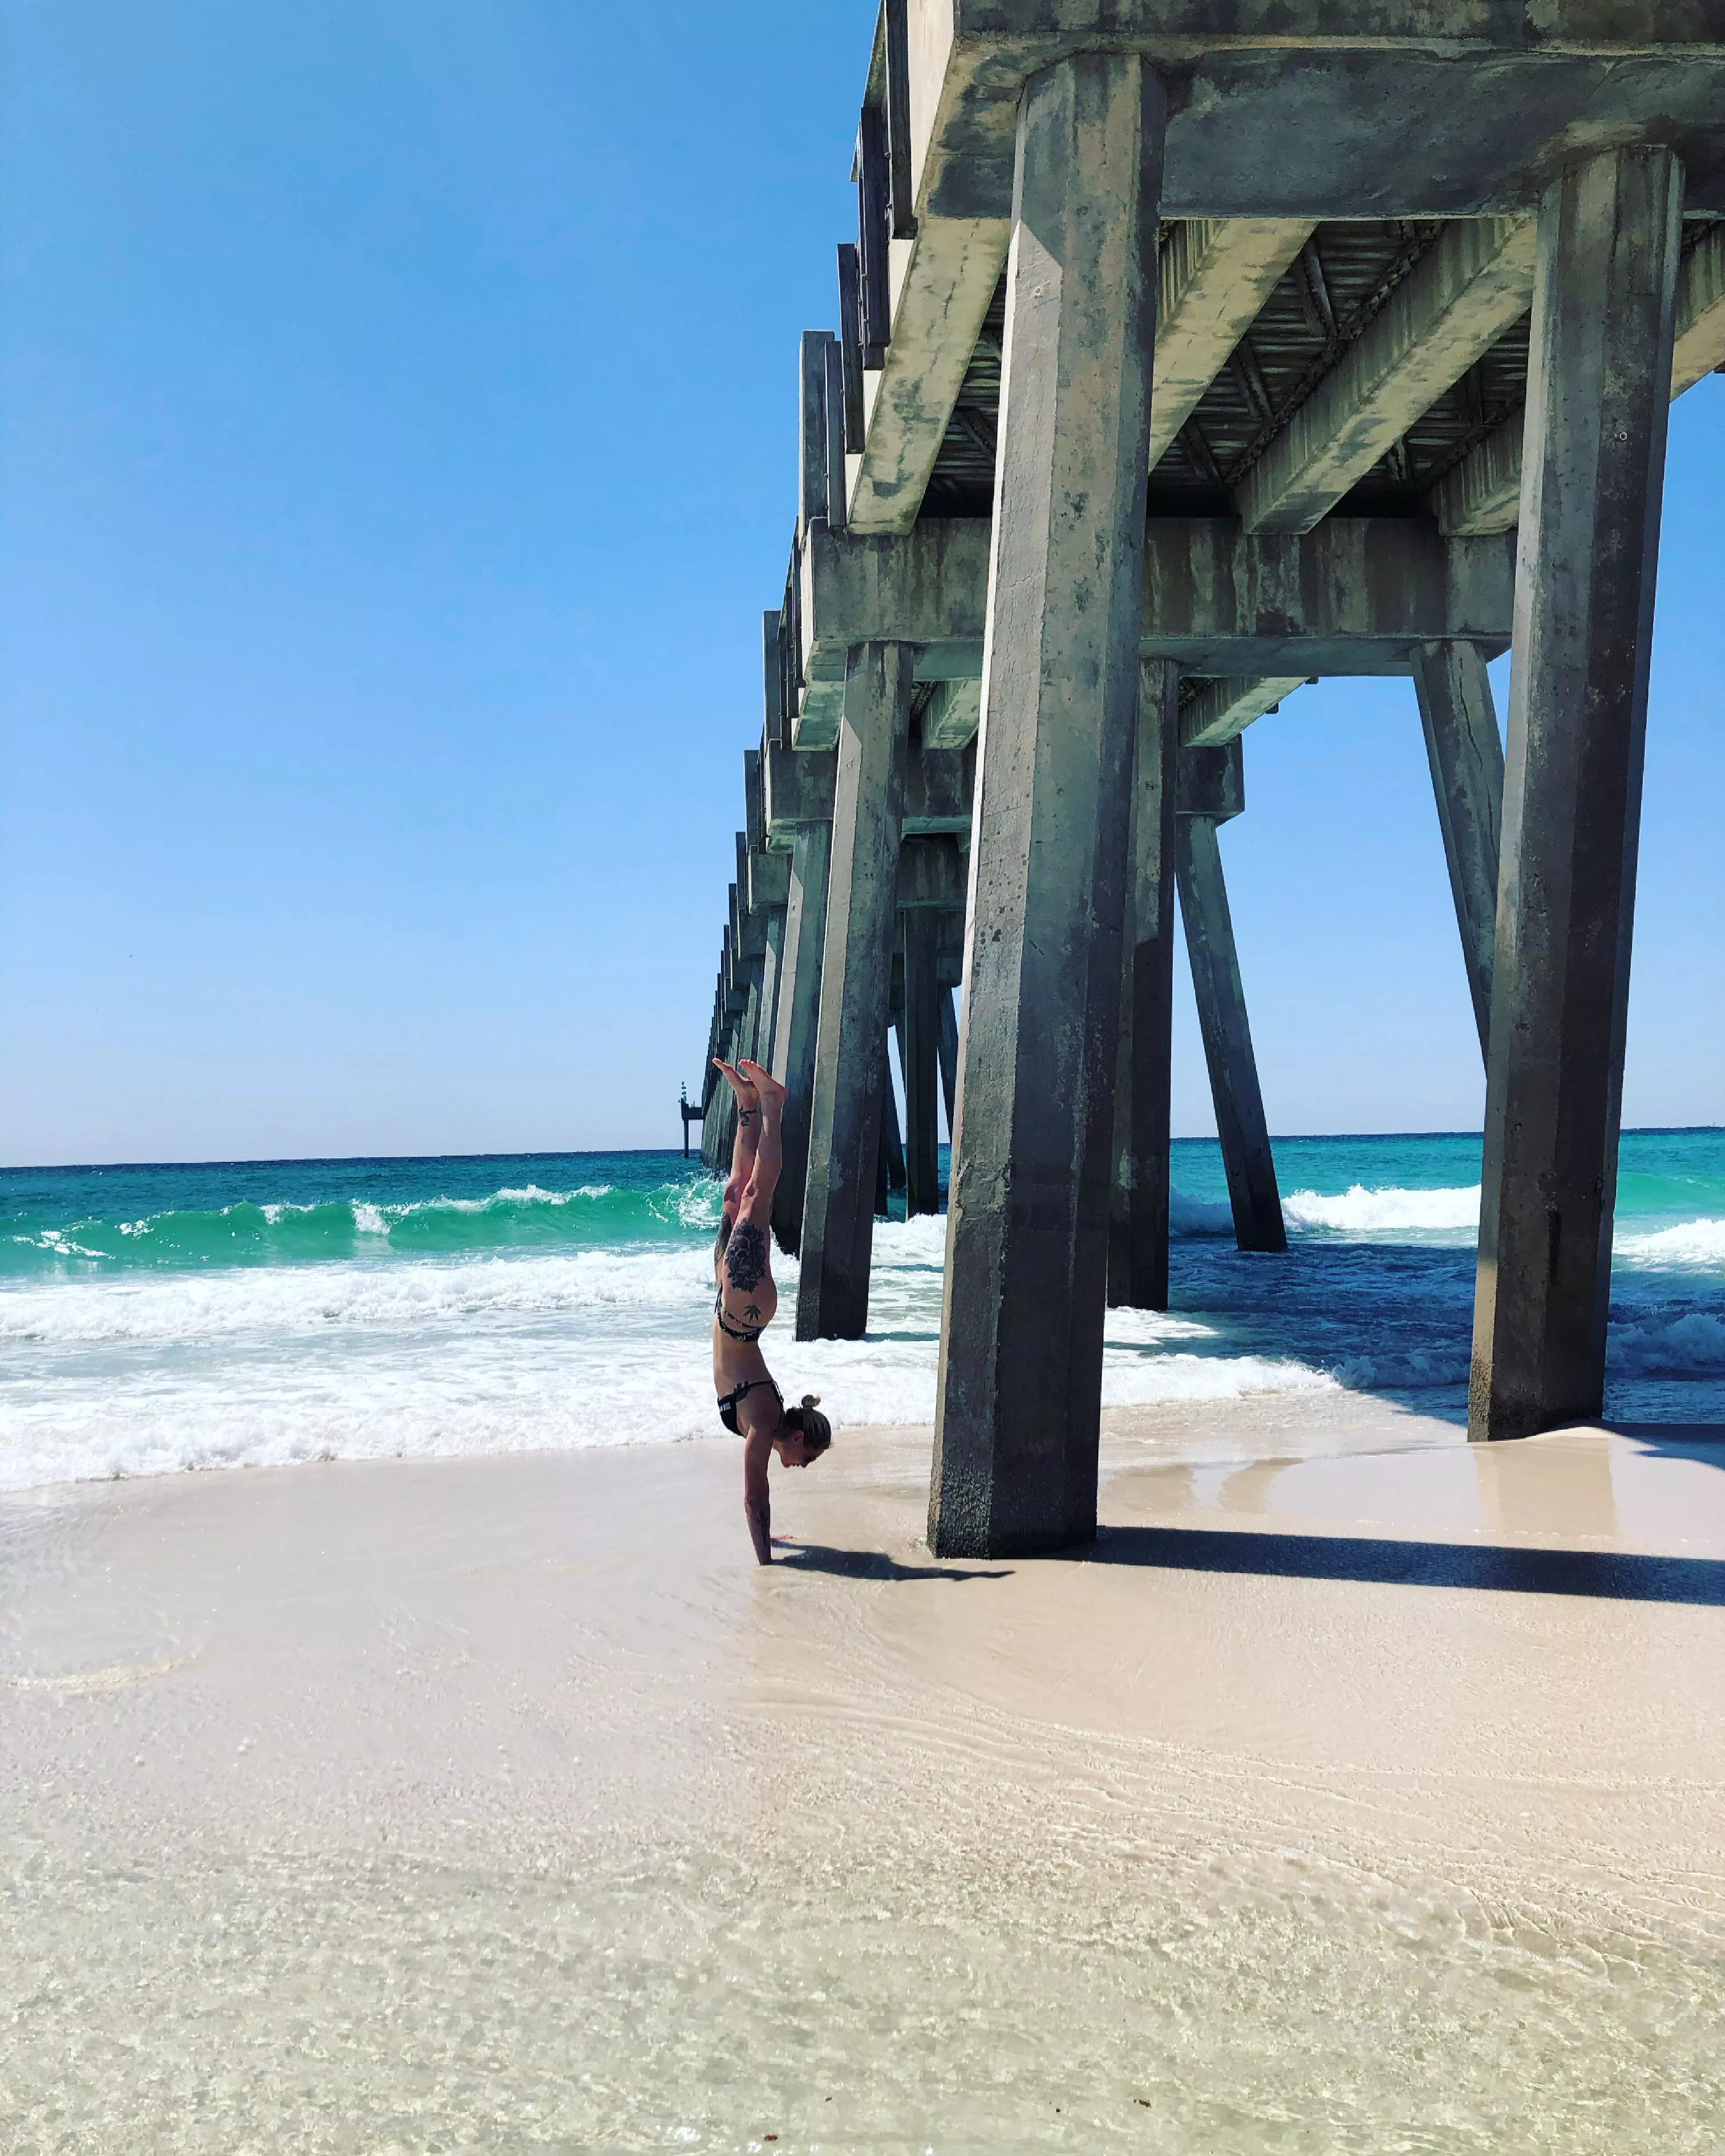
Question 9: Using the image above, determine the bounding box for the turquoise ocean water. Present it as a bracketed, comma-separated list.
[2, 1130, 1722, 1492]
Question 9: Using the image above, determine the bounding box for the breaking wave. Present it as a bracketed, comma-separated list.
[1615, 1216, 1725, 1271]
[1282, 1184, 1481, 1238]
[3, 1178, 723, 1279]
[4, 1137, 1721, 1496]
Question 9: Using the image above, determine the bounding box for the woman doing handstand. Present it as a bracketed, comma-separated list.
[710, 1056, 832, 1564]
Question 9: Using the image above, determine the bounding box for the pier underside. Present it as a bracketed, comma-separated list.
[695, 3, 1725, 1555]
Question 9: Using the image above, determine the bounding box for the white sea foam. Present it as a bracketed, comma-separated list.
[5, 1180, 1720, 1497]
[0, 1201, 1345, 1492]
[1102, 1349, 1338, 1405]
[1609, 1309, 1725, 1376]
[0, 1324, 1341, 1495]
[1282, 1183, 1481, 1237]
[0, 1245, 715, 1349]
[1615, 1215, 1725, 1271]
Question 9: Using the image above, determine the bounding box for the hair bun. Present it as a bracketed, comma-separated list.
[800, 1393, 820, 1409]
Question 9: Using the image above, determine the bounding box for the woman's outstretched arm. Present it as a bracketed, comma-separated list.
[742, 1426, 774, 1565]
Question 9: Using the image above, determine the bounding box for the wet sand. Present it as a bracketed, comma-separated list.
[4, 1399, 1724, 2152]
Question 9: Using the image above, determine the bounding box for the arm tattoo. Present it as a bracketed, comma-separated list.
[725, 1221, 769, 1295]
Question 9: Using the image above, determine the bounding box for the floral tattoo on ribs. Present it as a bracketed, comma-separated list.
[724, 1221, 769, 1319]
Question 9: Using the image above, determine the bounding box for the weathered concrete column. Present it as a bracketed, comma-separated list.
[1109, 657, 1180, 1308]
[1175, 818, 1286, 1254]
[768, 820, 831, 1255]
[901, 907, 943, 1215]
[796, 641, 913, 1339]
[708, 1077, 734, 1177]
[937, 987, 958, 1137]
[1471, 146, 1682, 1444]
[1411, 642, 1504, 1061]
[929, 54, 1163, 1558]
[756, 906, 788, 1081]
[876, 1038, 906, 1218]
[739, 968, 763, 1075]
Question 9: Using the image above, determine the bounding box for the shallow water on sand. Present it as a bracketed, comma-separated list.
[7, 1825, 1721, 2154]
[3, 1130, 1723, 1490]
[5, 1415, 1724, 2154]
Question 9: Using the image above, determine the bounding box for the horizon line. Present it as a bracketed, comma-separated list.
[5, 1125, 1722, 1177]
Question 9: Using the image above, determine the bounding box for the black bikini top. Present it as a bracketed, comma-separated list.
[716, 1375, 781, 1436]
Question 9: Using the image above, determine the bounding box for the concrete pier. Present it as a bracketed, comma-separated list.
[1470, 147, 1683, 1445]
[768, 820, 831, 1255]
[877, 1039, 906, 1217]
[1176, 815, 1287, 1256]
[937, 988, 958, 1138]
[797, 641, 913, 1340]
[900, 906, 943, 1217]
[928, 54, 1163, 1559]
[694, 6, 1725, 1541]
[756, 905, 788, 1087]
[1108, 658, 1180, 1310]
[1411, 642, 1504, 1061]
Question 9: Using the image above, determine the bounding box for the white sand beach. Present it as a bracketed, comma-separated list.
[4, 1403, 1724, 2152]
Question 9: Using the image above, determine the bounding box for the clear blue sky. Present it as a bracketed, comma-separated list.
[2, 2, 1720, 1166]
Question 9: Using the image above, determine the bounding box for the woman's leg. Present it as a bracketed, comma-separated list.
[713, 1060, 761, 1231]
[722, 1065, 785, 1318]
[738, 1060, 784, 1218]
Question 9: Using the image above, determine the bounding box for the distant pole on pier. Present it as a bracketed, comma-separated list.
[679, 1085, 704, 1160]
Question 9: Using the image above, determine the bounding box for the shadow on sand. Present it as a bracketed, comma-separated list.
[1610, 1422, 1725, 1469]
[774, 1541, 1012, 1583]
[1079, 1523, 1725, 1607]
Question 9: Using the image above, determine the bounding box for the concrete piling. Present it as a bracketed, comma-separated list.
[1469, 146, 1683, 1444]
[769, 820, 831, 1257]
[1411, 642, 1504, 1061]
[877, 1036, 906, 1217]
[928, 55, 1164, 1559]
[797, 639, 913, 1340]
[1109, 657, 1181, 1310]
[1175, 816, 1286, 1255]
[900, 907, 943, 1216]
[937, 988, 958, 1140]
[756, 905, 788, 1084]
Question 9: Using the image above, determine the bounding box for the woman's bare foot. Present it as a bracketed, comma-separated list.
[712, 1059, 759, 1108]
[738, 1059, 785, 1109]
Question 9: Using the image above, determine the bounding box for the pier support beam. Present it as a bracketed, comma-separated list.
[768, 821, 832, 1255]
[739, 967, 763, 1076]
[876, 1038, 906, 1218]
[901, 908, 943, 1215]
[756, 906, 788, 1084]
[796, 641, 913, 1339]
[1470, 147, 1682, 1444]
[929, 54, 1162, 1559]
[1109, 658, 1180, 1309]
[1176, 817, 1286, 1254]
[937, 988, 958, 1138]
[1412, 643, 1504, 1061]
